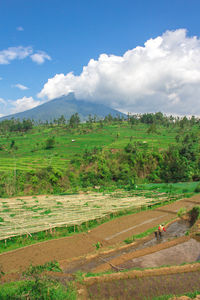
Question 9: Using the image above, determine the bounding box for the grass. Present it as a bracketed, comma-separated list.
[124, 225, 159, 244]
[0, 280, 77, 300]
[135, 181, 200, 197]
[0, 271, 77, 300]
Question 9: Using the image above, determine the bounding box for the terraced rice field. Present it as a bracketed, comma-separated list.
[0, 192, 171, 240]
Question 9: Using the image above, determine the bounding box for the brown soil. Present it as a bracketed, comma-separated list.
[0, 194, 199, 282]
[86, 271, 200, 300]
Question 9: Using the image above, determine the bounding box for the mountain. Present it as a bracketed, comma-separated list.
[0, 93, 126, 122]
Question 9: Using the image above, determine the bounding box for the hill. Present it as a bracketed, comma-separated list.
[0, 93, 126, 122]
[0, 114, 199, 197]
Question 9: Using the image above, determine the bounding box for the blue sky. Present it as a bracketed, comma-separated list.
[1, 0, 200, 116]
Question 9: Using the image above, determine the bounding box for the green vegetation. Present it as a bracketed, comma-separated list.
[93, 241, 102, 249]
[0, 113, 199, 197]
[0, 261, 77, 300]
[177, 207, 187, 218]
[194, 183, 200, 193]
[124, 225, 158, 244]
[189, 206, 200, 225]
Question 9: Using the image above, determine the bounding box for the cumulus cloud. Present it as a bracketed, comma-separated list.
[11, 96, 41, 113]
[16, 26, 24, 31]
[12, 83, 29, 90]
[38, 29, 200, 115]
[0, 46, 32, 64]
[0, 46, 51, 65]
[30, 51, 51, 64]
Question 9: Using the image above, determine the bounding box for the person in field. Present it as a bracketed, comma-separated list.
[158, 224, 166, 238]
[155, 224, 166, 240]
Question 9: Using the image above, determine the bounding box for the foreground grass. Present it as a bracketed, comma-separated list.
[0, 261, 77, 300]
[0, 281, 77, 300]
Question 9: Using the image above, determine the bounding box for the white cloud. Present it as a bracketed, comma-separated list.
[38, 29, 200, 115]
[17, 26, 24, 31]
[11, 96, 41, 113]
[0, 46, 32, 64]
[13, 83, 29, 90]
[0, 77, 2, 80]
[30, 51, 51, 64]
[0, 46, 51, 65]
[0, 114, 4, 117]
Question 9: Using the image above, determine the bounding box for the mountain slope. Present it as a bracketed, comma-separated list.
[0, 93, 126, 122]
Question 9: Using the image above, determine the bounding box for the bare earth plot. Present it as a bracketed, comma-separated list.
[86, 270, 200, 300]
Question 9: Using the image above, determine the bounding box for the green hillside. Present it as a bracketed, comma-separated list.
[0, 113, 199, 196]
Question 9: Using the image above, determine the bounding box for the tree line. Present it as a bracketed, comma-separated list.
[0, 112, 200, 134]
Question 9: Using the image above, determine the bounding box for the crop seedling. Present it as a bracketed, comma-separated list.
[93, 241, 101, 249]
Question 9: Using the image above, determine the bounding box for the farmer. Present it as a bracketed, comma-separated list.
[158, 224, 166, 239]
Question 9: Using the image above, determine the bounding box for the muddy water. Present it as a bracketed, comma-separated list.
[62, 220, 193, 274]
[119, 238, 200, 269]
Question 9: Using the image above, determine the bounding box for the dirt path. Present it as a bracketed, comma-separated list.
[0, 194, 199, 276]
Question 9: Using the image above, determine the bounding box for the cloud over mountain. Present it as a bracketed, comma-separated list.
[38, 29, 200, 115]
[10, 96, 41, 113]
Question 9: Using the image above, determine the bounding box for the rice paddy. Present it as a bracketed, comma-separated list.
[0, 191, 173, 240]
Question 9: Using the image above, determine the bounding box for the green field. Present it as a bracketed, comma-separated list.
[0, 122, 196, 172]
[0, 116, 199, 197]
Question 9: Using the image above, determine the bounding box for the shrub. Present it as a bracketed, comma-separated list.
[93, 241, 101, 249]
[177, 207, 186, 218]
[194, 184, 200, 193]
[45, 137, 55, 149]
[189, 206, 200, 225]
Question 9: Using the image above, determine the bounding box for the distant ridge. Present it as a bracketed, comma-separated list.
[0, 93, 126, 122]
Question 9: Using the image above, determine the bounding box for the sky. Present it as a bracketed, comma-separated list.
[1, 0, 200, 117]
